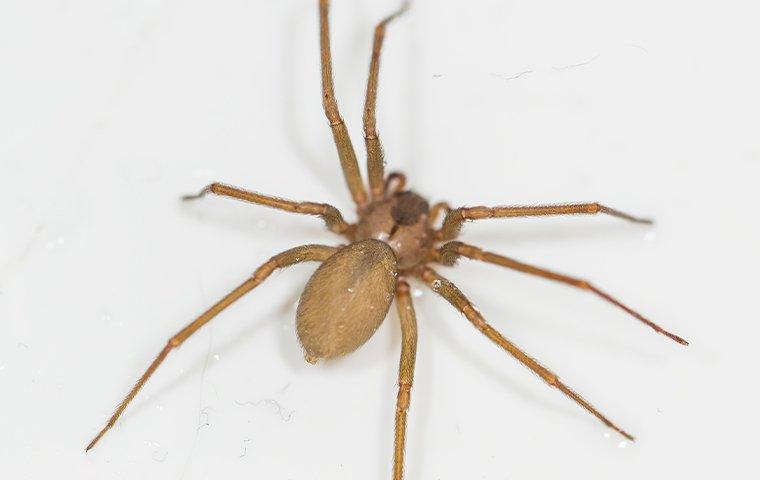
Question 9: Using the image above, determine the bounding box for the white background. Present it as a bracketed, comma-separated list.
[1, 0, 759, 479]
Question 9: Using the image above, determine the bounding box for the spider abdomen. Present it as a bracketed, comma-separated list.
[296, 239, 397, 362]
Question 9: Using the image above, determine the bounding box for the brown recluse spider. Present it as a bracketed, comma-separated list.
[86, 1, 688, 477]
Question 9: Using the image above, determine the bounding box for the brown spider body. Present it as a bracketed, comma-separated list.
[298, 190, 434, 362]
[297, 239, 398, 362]
[86, 1, 687, 477]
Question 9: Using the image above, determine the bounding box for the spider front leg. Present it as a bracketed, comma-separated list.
[417, 266, 635, 441]
[182, 182, 353, 236]
[85, 244, 338, 451]
[319, 0, 367, 206]
[438, 241, 688, 345]
[392, 279, 418, 480]
[439, 202, 652, 240]
[363, 1, 410, 199]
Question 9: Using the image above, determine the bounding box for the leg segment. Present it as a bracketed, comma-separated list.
[85, 244, 338, 451]
[417, 266, 635, 441]
[363, 2, 410, 199]
[392, 279, 418, 480]
[428, 202, 451, 228]
[183, 182, 352, 235]
[439, 202, 652, 241]
[439, 241, 688, 345]
[319, 0, 367, 206]
[383, 171, 407, 196]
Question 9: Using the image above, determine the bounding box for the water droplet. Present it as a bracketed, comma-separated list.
[144, 440, 168, 462]
[213, 354, 220, 361]
[347, 287, 354, 293]
[617, 440, 628, 449]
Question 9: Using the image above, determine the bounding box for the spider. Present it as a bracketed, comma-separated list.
[86, 1, 688, 477]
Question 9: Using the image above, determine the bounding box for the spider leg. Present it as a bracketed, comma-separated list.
[438, 241, 688, 345]
[439, 202, 652, 241]
[85, 244, 338, 452]
[392, 279, 418, 480]
[182, 182, 352, 236]
[383, 172, 407, 196]
[417, 266, 635, 441]
[319, 0, 367, 207]
[363, 1, 410, 199]
[428, 202, 451, 228]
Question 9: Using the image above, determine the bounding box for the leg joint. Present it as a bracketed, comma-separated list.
[396, 383, 412, 411]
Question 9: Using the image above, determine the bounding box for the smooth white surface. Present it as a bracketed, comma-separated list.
[1, 0, 759, 479]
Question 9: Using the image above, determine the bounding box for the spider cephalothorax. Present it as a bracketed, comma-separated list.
[87, 1, 687, 478]
[354, 190, 434, 269]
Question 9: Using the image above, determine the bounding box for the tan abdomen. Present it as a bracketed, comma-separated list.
[296, 239, 398, 362]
